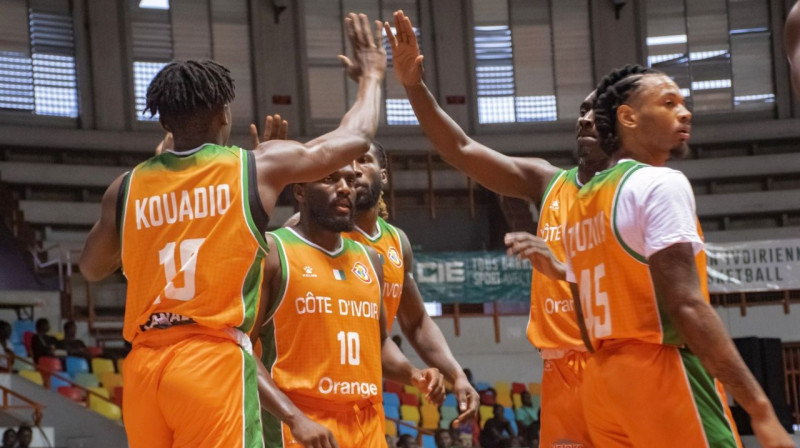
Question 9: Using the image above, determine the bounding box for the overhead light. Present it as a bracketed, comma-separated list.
[646, 34, 687, 46]
[139, 0, 169, 10]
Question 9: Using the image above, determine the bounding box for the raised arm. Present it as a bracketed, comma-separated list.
[394, 229, 477, 419]
[650, 245, 793, 448]
[253, 13, 386, 214]
[385, 10, 559, 206]
[786, 2, 800, 96]
[79, 173, 126, 282]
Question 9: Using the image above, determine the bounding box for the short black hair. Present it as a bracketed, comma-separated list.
[35, 318, 48, 332]
[593, 64, 660, 155]
[144, 59, 235, 133]
[371, 141, 388, 169]
[64, 320, 76, 331]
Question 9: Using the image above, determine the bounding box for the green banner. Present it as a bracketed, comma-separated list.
[414, 251, 532, 303]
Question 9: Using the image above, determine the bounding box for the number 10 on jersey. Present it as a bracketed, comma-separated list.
[579, 263, 612, 338]
[337, 331, 360, 365]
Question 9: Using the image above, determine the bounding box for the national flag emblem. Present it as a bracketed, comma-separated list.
[332, 269, 346, 280]
[351, 262, 372, 284]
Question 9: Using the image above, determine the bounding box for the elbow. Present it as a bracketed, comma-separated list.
[78, 257, 104, 283]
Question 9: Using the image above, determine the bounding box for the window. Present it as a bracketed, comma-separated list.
[0, 0, 78, 118]
[645, 0, 775, 113]
[303, 0, 422, 126]
[129, 0, 173, 121]
[471, 0, 594, 124]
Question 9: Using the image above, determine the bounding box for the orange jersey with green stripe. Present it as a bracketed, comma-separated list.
[528, 167, 584, 351]
[565, 160, 708, 347]
[262, 228, 383, 403]
[343, 217, 404, 331]
[120, 145, 268, 342]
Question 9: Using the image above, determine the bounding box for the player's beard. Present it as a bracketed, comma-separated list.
[669, 142, 691, 160]
[308, 196, 354, 232]
[355, 172, 383, 211]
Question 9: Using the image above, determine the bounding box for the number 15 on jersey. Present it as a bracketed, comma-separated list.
[579, 263, 612, 338]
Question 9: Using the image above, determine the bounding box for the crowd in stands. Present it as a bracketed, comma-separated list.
[385, 368, 542, 448]
[3, 317, 125, 421]
[1, 425, 32, 448]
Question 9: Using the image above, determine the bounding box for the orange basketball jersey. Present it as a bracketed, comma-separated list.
[120, 144, 268, 342]
[565, 160, 708, 347]
[528, 167, 585, 351]
[343, 217, 405, 331]
[261, 227, 383, 403]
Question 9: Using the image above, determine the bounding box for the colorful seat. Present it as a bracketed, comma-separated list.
[479, 405, 494, 428]
[383, 392, 400, 410]
[384, 405, 400, 421]
[504, 407, 518, 434]
[397, 421, 418, 438]
[495, 391, 513, 408]
[422, 434, 436, 448]
[403, 384, 422, 398]
[87, 346, 103, 358]
[113, 386, 124, 408]
[512, 393, 522, 409]
[90, 397, 122, 421]
[12, 321, 35, 344]
[49, 374, 71, 391]
[399, 392, 419, 407]
[475, 381, 491, 391]
[511, 382, 527, 394]
[400, 404, 420, 423]
[478, 390, 495, 406]
[528, 382, 541, 396]
[66, 356, 90, 377]
[57, 386, 84, 403]
[18, 370, 43, 386]
[22, 332, 34, 357]
[440, 405, 459, 428]
[385, 419, 397, 437]
[384, 380, 404, 394]
[91, 358, 115, 376]
[442, 393, 457, 407]
[420, 403, 440, 429]
[73, 372, 100, 388]
[100, 372, 123, 397]
[38, 356, 62, 373]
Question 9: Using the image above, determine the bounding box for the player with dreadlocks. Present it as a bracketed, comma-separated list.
[563, 64, 792, 448]
[80, 12, 387, 448]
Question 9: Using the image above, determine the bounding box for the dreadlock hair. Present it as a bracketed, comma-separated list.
[378, 192, 389, 219]
[371, 140, 388, 169]
[144, 59, 235, 135]
[593, 64, 660, 155]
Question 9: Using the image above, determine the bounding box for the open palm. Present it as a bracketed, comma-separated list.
[384, 10, 424, 87]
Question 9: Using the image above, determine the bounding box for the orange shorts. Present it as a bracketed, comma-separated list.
[582, 340, 742, 448]
[123, 326, 262, 448]
[263, 395, 386, 448]
[540, 350, 591, 448]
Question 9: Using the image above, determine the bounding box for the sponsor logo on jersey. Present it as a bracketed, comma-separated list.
[387, 247, 403, 268]
[302, 266, 317, 278]
[352, 262, 372, 284]
[549, 199, 560, 211]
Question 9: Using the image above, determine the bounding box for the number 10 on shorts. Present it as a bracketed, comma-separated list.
[337, 331, 360, 365]
[579, 263, 612, 338]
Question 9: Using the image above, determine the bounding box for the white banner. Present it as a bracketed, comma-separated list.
[706, 239, 800, 293]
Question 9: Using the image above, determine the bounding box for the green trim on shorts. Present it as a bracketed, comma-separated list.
[679, 349, 739, 448]
[242, 349, 264, 448]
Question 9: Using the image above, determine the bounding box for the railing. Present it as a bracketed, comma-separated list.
[784, 342, 800, 428]
[29, 244, 77, 320]
[710, 289, 800, 316]
[385, 415, 435, 443]
[0, 385, 44, 426]
[13, 355, 120, 413]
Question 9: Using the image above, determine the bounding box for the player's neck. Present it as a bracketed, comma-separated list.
[171, 132, 225, 152]
[354, 206, 380, 236]
[293, 220, 342, 252]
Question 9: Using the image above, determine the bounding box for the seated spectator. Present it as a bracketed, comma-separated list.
[452, 416, 480, 447]
[435, 428, 461, 448]
[503, 436, 525, 448]
[479, 404, 515, 448]
[0, 320, 14, 372]
[2, 428, 17, 448]
[515, 390, 539, 447]
[31, 318, 58, 363]
[396, 434, 420, 448]
[56, 321, 88, 357]
[16, 425, 31, 448]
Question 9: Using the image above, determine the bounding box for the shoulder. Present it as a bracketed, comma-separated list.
[618, 165, 692, 204]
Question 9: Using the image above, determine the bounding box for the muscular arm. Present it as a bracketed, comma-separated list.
[403, 82, 559, 205]
[79, 173, 125, 282]
[386, 11, 558, 206]
[651, 244, 785, 436]
[785, 1, 800, 96]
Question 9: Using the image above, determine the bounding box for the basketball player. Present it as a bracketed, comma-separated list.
[385, 11, 608, 446]
[785, 1, 800, 95]
[564, 64, 793, 448]
[79, 13, 387, 447]
[256, 162, 444, 448]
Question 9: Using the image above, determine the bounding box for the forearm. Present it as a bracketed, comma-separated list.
[381, 337, 420, 386]
[404, 82, 471, 160]
[403, 315, 465, 384]
[256, 358, 306, 425]
[672, 301, 772, 417]
[337, 75, 383, 139]
[79, 224, 121, 282]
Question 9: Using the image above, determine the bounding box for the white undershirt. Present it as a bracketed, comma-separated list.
[565, 162, 703, 282]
